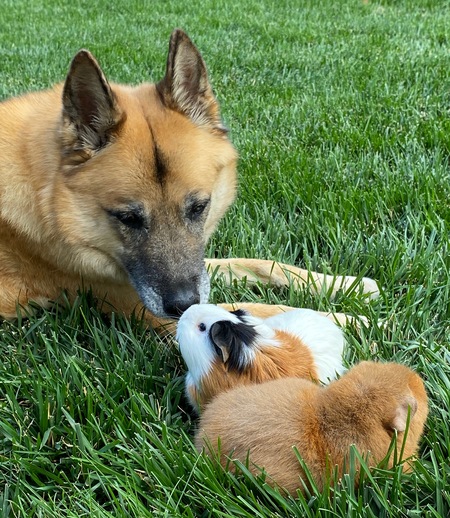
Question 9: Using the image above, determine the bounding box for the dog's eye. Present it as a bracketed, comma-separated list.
[108, 209, 145, 230]
[187, 200, 209, 221]
[116, 212, 144, 229]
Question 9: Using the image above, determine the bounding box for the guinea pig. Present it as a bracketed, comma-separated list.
[176, 304, 345, 411]
[195, 361, 428, 495]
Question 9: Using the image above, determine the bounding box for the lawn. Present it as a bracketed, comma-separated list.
[0, 0, 449, 516]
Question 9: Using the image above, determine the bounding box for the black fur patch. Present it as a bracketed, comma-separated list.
[229, 309, 249, 321]
[209, 320, 258, 373]
[154, 143, 169, 184]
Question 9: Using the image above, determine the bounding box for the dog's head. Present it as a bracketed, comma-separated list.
[54, 30, 237, 318]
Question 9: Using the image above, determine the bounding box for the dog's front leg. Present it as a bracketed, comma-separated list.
[206, 258, 379, 300]
[217, 302, 366, 328]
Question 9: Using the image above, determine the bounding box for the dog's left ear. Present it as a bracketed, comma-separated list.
[61, 50, 124, 164]
[157, 29, 227, 134]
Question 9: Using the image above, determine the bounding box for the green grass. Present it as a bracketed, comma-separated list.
[1, 0, 449, 516]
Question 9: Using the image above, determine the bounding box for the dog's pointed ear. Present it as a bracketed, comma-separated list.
[157, 29, 227, 134]
[390, 394, 418, 432]
[61, 50, 123, 161]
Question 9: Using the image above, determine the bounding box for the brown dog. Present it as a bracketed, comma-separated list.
[195, 361, 428, 495]
[0, 30, 378, 327]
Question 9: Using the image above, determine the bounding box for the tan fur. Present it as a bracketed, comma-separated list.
[208, 258, 379, 302]
[0, 30, 378, 327]
[196, 361, 428, 495]
[188, 329, 318, 409]
[218, 302, 364, 327]
[0, 33, 236, 325]
[0, 84, 234, 322]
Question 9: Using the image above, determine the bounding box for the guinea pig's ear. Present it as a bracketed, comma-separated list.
[209, 321, 232, 364]
[390, 394, 418, 432]
[209, 320, 257, 372]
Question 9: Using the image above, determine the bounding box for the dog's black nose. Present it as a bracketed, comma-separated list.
[163, 286, 199, 318]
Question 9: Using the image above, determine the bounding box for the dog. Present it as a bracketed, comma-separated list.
[176, 304, 345, 411]
[195, 361, 428, 495]
[0, 29, 379, 328]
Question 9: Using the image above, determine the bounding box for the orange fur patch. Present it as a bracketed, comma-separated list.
[196, 361, 428, 495]
[191, 329, 319, 409]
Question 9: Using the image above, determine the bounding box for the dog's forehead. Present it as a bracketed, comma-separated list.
[118, 83, 235, 181]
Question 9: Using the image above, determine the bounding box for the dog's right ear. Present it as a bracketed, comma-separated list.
[157, 29, 227, 134]
[61, 50, 123, 166]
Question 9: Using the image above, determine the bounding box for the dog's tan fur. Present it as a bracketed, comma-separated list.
[0, 30, 378, 327]
[196, 361, 428, 495]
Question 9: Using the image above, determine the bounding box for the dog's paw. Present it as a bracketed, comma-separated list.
[359, 277, 380, 299]
[320, 311, 370, 329]
[340, 275, 379, 300]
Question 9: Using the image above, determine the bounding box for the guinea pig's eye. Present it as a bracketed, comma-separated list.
[198, 323, 206, 332]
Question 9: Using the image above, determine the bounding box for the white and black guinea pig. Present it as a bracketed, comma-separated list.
[176, 304, 345, 411]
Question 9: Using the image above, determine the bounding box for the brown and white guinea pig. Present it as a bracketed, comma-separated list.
[176, 304, 345, 411]
[195, 361, 428, 495]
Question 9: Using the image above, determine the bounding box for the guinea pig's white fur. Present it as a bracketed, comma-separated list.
[195, 361, 429, 495]
[176, 304, 345, 411]
[263, 309, 345, 382]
